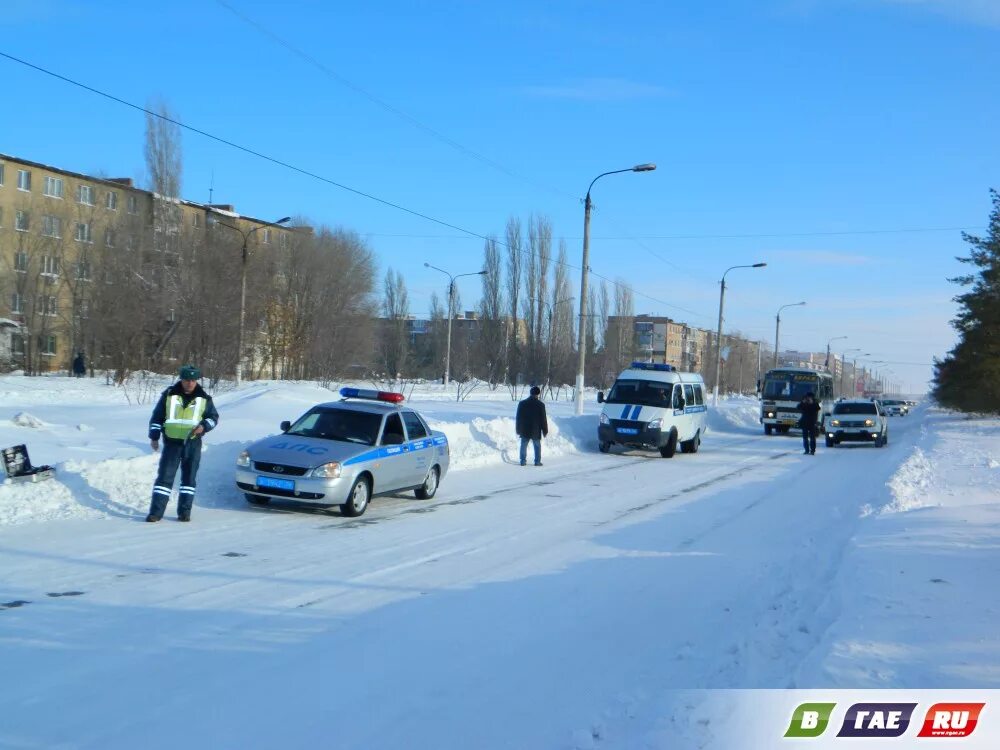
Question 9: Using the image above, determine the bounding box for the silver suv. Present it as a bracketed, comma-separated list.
[825, 399, 889, 448]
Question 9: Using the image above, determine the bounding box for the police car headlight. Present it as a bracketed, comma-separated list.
[766, 411, 775, 418]
[647, 418, 662, 430]
[864, 419, 875, 427]
[236, 450, 251, 467]
[599, 412, 610, 425]
[310, 462, 342, 479]
[831, 419, 840, 426]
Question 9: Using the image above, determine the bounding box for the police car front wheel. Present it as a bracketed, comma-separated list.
[342, 476, 371, 517]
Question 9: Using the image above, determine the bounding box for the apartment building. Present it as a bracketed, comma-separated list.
[0, 152, 293, 373]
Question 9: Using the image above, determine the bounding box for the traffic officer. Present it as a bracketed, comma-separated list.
[146, 364, 219, 522]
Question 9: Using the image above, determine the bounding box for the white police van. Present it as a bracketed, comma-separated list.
[597, 362, 708, 458]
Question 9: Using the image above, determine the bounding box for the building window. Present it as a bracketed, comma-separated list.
[15, 210, 29, 232]
[39, 334, 57, 355]
[43, 176, 64, 198]
[192, 213, 201, 228]
[75, 222, 93, 243]
[127, 195, 139, 214]
[262, 228, 272, 244]
[17, 169, 31, 191]
[75, 298, 90, 319]
[76, 184, 95, 205]
[105, 228, 116, 247]
[11, 293, 24, 314]
[126, 235, 137, 251]
[42, 215, 62, 238]
[15, 252, 28, 272]
[11, 335, 25, 357]
[41, 255, 60, 276]
[0, 163, 5, 186]
[76, 261, 91, 281]
[106, 191, 118, 210]
[37, 296, 58, 317]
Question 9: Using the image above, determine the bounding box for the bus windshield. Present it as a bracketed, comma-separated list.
[762, 375, 819, 401]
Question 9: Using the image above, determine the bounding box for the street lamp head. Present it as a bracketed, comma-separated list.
[423, 262, 431, 268]
[632, 163, 657, 172]
[477, 270, 487, 275]
[752, 262, 767, 268]
[797, 301, 807, 306]
[275, 216, 291, 225]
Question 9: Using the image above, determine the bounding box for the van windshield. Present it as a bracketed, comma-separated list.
[605, 379, 674, 408]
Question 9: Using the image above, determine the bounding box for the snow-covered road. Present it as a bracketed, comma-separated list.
[1, 378, 996, 749]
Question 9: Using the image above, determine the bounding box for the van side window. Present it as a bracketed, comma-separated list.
[693, 385, 704, 406]
[684, 384, 695, 406]
[672, 384, 684, 409]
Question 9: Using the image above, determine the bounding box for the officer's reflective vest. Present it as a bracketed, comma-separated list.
[163, 395, 207, 441]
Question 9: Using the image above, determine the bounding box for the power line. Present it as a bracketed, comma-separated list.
[213, 0, 577, 203]
[0, 49, 713, 322]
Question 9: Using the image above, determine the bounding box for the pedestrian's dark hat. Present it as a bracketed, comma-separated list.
[806, 391, 815, 397]
[179, 364, 201, 380]
[530, 385, 541, 396]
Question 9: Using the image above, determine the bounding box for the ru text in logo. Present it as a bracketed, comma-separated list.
[917, 703, 985, 738]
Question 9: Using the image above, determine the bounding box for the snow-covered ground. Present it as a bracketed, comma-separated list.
[0, 374, 997, 748]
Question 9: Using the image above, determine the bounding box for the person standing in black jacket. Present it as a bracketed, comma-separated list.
[798, 391, 822, 455]
[516, 386, 548, 466]
[146, 364, 219, 522]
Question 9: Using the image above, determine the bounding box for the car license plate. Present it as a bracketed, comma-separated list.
[616, 427, 639, 435]
[781, 419, 797, 425]
[258, 476, 294, 491]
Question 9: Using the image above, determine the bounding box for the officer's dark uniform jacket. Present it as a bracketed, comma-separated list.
[149, 382, 219, 443]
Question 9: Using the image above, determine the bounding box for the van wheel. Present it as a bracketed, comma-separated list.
[681, 430, 700, 454]
[341, 476, 371, 517]
[659, 429, 678, 458]
[764, 424, 773, 435]
[598, 441, 611, 454]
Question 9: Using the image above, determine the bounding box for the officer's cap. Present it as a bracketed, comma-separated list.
[179, 364, 201, 381]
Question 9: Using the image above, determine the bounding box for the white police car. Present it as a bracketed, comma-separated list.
[235, 388, 449, 516]
[597, 362, 708, 458]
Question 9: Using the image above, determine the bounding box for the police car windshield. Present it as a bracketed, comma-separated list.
[762, 378, 816, 401]
[605, 379, 673, 408]
[286, 407, 381, 445]
[833, 402, 877, 415]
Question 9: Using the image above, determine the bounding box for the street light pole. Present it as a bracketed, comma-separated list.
[840, 348, 862, 397]
[712, 262, 766, 406]
[214, 214, 291, 386]
[575, 163, 656, 416]
[424, 263, 486, 388]
[773, 301, 807, 369]
[826, 335, 847, 371]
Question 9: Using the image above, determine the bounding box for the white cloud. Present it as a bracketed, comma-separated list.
[876, 0, 1000, 27]
[520, 77, 672, 101]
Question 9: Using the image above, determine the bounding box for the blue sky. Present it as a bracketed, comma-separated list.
[4, 0, 999, 391]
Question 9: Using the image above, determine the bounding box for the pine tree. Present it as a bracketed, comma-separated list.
[932, 189, 1000, 412]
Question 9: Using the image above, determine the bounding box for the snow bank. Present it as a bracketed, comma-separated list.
[882, 446, 936, 514]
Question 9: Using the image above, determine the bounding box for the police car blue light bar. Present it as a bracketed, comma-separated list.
[630, 361, 675, 372]
[339, 387, 405, 404]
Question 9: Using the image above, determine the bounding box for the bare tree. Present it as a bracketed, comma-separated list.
[379, 267, 410, 377]
[476, 235, 507, 388]
[504, 216, 523, 385]
[144, 98, 182, 198]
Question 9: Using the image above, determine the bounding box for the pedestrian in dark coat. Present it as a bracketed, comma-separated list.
[516, 386, 548, 466]
[146, 364, 219, 522]
[72, 352, 86, 378]
[798, 391, 822, 455]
